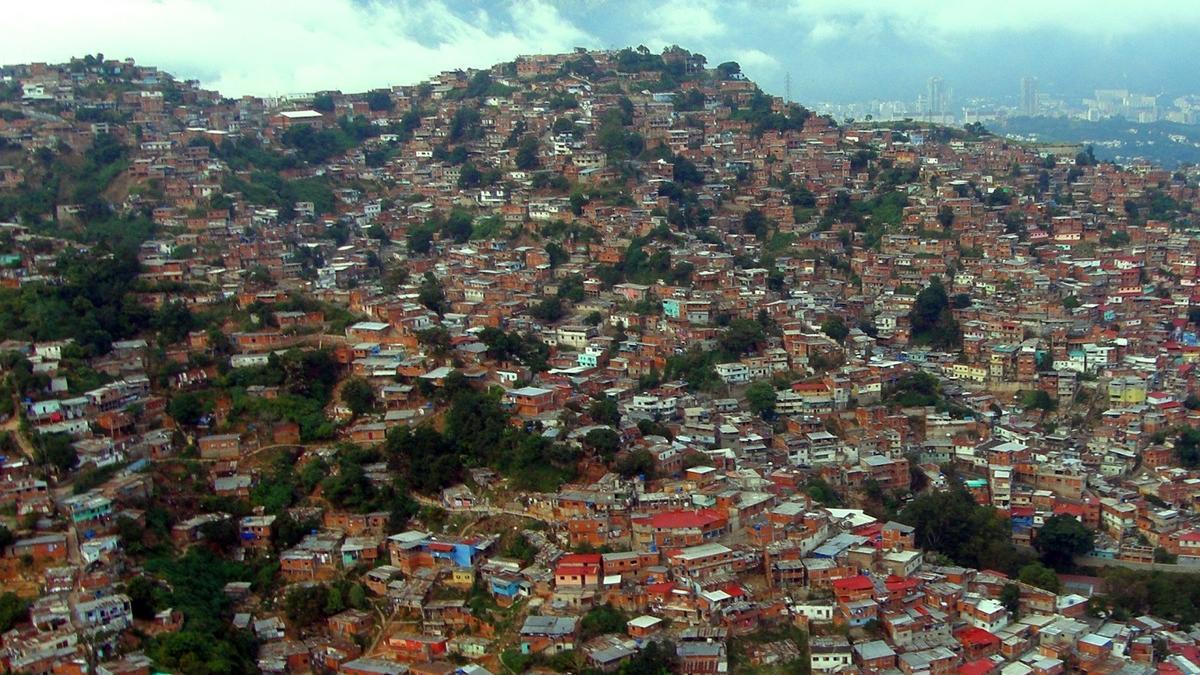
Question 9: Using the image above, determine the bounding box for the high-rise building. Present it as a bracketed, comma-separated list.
[927, 76, 945, 116]
[1020, 77, 1038, 117]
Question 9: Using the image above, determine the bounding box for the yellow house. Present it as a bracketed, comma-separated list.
[949, 363, 988, 383]
[1107, 377, 1146, 406]
[448, 566, 476, 588]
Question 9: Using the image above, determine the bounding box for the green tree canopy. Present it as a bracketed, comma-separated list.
[1021, 389, 1058, 414]
[515, 135, 540, 170]
[581, 603, 628, 640]
[1034, 515, 1094, 570]
[821, 316, 849, 343]
[1018, 561, 1062, 593]
[1175, 427, 1200, 468]
[745, 380, 777, 418]
[900, 488, 1033, 574]
[583, 428, 621, 461]
[908, 276, 962, 349]
[341, 377, 376, 418]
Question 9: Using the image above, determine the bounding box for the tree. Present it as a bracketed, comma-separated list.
[615, 449, 656, 479]
[1000, 583, 1020, 614]
[35, 432, 78, 473]
[1021, 389, 1058, 415]
[341, 377, 376, 418]
[581, 603, 628, 640]
[312, 93, 335, 113]
[515, 135, 539, 170]
[1034, 515, 1094, 570]
[199, 518, 240, 552]
[545, 242, 568, 267]
[418, 272, 447, 315]
[589, 398, 621, 426]
[416, 326, 452, 356]
[821, 316, 849, 343]
[285, 584, 330, 628]
[806, 477, 842, 506]
[742, 208, 769, 239]
[153, 301, 196, 345]
[745, 381, 777, 418]
[366, 90, 393, 112]
[908, 277, 962, 349]
[0, 592, 28, 632]
[530, 296, 565, 323]
[621, 639, 678, 675]
[408, 226, 434, 255]
[719, 319, 764, 356]
[584, 428, 621, 461]
[1018, 562, 1062, 593]
[900, 489, 1031, 573]
[1175, 427, 1200, 468]
[348, 583, 367, 610]
[503, 533, 538, 566]
[937, 205, 955, 229]
[126, 576, 164, 620]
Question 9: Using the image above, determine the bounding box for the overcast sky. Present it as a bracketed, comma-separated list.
[6, 1, 1200, 104]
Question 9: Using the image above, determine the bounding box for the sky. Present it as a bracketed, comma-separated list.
[6, 1, 1200, 104]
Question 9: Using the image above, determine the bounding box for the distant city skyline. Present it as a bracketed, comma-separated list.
[5, 1, 1200, 104]
[811, 76, 1200, 128]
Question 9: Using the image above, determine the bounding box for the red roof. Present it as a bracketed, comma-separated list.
[1053, 502, 1088, 518]
[723, 582, 746, 598]
[558, 553, 602, 565]
[854, 523, 883, 540]
[1171, 645, 1200, 665]
[555, 563, 600, 576]
[639, 508, 727, 530]
[955, 627, 1001, 648]
[885, 576, 920, 594]
[646, 582, 678, 596]
[832, 575, 874, 593]
[959, 658, 998, 675]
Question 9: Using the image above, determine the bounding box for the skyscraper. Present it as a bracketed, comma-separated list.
[927, 76, 945, 117]
[1020, 77, 1038, 117]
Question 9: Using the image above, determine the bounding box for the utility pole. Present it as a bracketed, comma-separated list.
[784, 72, 791, 104]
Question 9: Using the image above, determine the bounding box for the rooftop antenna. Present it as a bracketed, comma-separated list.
[784, 72, 791, 104]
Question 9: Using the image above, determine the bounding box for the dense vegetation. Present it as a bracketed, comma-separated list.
[900, 488, 1093, 577]
[907, 277, 962, 349]
[0, 248, 150, 354]
[1092, 566, 1200, 628]
[141, 548, 264, 674]
[385, 373, 579, 492]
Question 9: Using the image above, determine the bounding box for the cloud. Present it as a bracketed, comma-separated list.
[647, 0, 726, 42]
[806, 20, 846, 43]
[630, 0, 728, 56]
[3, 0, 595, 96]
[732, 49, 780, 73]
[785, 0, 1200, 41]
